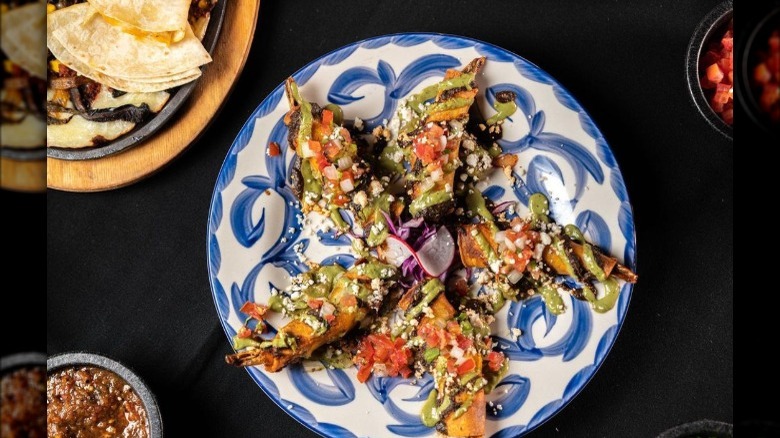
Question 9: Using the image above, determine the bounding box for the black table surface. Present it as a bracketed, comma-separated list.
[47, 1, 736, 436]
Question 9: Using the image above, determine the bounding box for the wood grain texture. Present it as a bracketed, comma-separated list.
[1, 157, 46, 192]
[47, 0, 261, 192]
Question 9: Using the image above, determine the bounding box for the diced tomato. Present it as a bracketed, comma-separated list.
[456, 334, 473, 350]
[446, 358, 458, 374]
[769, 32, 780, 51]
[701, 50, 719, 67]
[237, 326, 253, 339]
[706, 63, 724, 84]
[446, 320, 462, 336]
[456, 358, 476, 375]
[718, 57, 732, 75]
[487, 351, 505, 372]
[355, 334, 412, 381]
[710, 95, 725, 113]
[418, 324, 441, 348]
[760, 83, 780, 111]
[721, 37, 733, 52]
[324, 314, 336, 324]
[240, 302, 268, 320]
[321, 109, 334, 126]
[722, 108, 733, 125]
[307, 299, 323, 310]
[267, 141, 281, 157]
[413, 124, 447, 165]
[414, 141, 438, 165]
[333, 193, 350, 206]
[701, 21, 734, 125]
[507, 247, 533, 273]
[313, 154, 330, 172]
[322, 141, 342, 160]
[308, 140, 322, 153]
[768, 53, 780, 76]
[357, 365, 373, 383]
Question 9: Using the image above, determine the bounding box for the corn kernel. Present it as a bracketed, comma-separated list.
[4, 60, 15, 73]
[49, 60, 62, 73]
[47, 3, 56, 13]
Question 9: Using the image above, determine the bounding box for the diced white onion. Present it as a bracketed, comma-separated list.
[508, 270, 523, 284]
[301, 142, 316, 158]
[337, 156, 353, 170]
[450, 345, 465, 364]
[418, 178, 435, 193]
[504, 237, 516, 252]
[320, 301, 336, 317]
[323, 165, 339, 180]
[514, 237, 526, 250]
[439, 135, 448, 148]
[495, 231, 506, 243]
[340, 178, 355, 192]
[431, 168, 444, 182]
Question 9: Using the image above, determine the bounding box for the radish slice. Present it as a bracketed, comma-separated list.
[383, 235, 416, 267]
[416, 226, 455, 277]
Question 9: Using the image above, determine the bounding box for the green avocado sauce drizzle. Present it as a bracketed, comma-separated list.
[409, 190, 453, 216]
[288, 81, 313, 146]
[408, 74, 475, 114]
[486, 99, 518, 125]
[528, 195, 620, 313]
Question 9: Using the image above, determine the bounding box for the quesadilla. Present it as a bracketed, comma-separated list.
[46, 0, 216, 149]
[1, 0, 46, 150]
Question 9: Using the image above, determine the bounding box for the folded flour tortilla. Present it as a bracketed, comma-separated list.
[47, 4, 210, 82]
[0, 2, 47, 79]
[87, 0, 191, 35]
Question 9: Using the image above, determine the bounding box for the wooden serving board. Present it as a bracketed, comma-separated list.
[1, 156, 46, 192]
[47, 0, 261, 192]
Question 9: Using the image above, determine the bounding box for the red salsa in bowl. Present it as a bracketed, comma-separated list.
[686, 0, 733, 139]
[47, 366, 150, 438]
[747, 10, 780, 129]
[1, 366, 47, 438]
[47, 352, 163, 438]
[699, 20, 734, 125]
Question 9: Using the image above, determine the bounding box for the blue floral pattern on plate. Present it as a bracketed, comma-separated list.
[208, 33, 637, 438]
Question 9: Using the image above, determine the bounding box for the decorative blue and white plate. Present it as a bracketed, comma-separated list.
[208, 33, 636, 438]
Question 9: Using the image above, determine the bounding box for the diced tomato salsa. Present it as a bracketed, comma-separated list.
[699, 20, 734, 125]
[753, 30, 780, 123]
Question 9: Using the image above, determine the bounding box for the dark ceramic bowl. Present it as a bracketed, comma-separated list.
[47, 352, 163, 437]
[740, 7, 780, 138]
[0, 147, 46, 161]
[46, 0, 227, 160]
[657, 419, 733, 438]
[686, 0, 733, 140]
[1, 351, 46, 372]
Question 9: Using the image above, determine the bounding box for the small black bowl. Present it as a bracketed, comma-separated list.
[47, 352, 164, 437]
[740, 7, 780, 138]
[1, 351, 46, 372]
[686, 0, 733, 140]
[657, 419, 733, 438]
